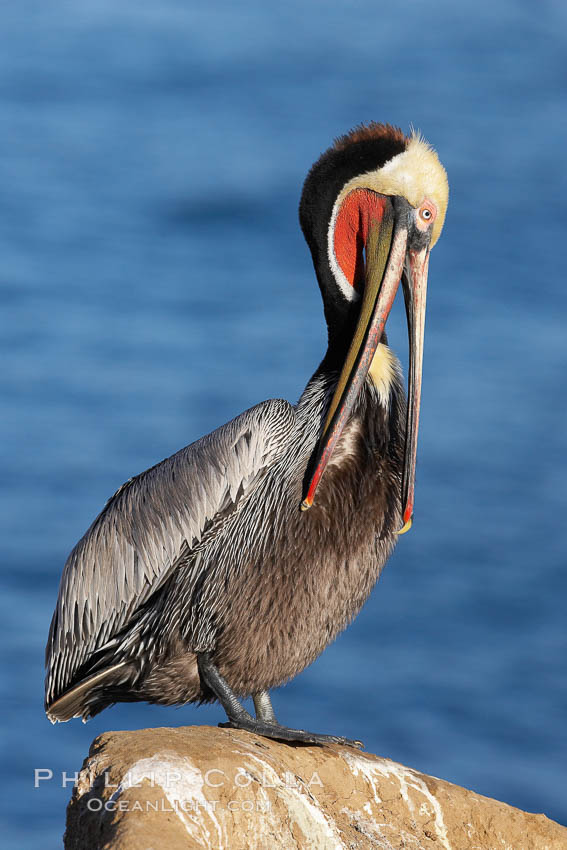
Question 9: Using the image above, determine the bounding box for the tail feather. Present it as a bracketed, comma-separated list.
[46, 662, 127, 723]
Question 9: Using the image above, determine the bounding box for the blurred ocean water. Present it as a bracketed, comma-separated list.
[1, 1, 566, 846]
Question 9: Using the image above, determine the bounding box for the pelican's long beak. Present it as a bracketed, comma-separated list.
[302, 199, 431, 533]
[301, 196, 410, 511]
[397, 244, 429, 534]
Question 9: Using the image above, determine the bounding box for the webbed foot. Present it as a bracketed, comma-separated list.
[219, 717, 363, 748]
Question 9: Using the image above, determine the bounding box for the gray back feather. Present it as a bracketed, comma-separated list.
[45, 398, 295, 706]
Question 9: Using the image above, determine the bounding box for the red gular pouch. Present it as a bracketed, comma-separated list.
[333, 190, 389, 296]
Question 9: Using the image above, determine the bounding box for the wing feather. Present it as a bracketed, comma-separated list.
[45, 398, 294, 706]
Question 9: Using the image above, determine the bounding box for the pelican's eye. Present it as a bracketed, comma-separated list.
[416, 200, 437, 231]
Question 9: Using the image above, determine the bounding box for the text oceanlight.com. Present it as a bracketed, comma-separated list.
[86, 798, 271, 813]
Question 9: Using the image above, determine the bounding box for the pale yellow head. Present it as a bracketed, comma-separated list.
[335, 131, 449, 247]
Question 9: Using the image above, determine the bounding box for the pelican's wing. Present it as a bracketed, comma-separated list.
[45, 398, 295, 708]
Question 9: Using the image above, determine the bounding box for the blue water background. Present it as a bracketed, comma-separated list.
[1, 1, 566, 846]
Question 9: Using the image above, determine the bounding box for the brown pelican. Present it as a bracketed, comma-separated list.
[45, 123, 448, 747]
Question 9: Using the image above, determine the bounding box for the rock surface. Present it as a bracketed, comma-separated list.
[65, 725, 566, 850]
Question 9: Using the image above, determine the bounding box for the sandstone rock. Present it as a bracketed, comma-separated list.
[65, 725, 566, 849]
